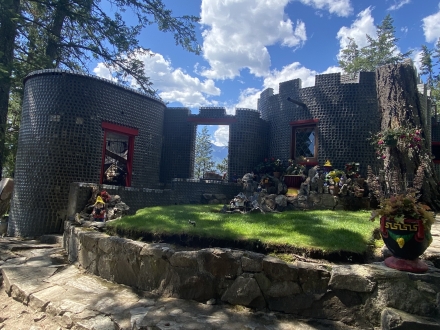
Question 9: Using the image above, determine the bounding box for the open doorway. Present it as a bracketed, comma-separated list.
[194, 125, 229, 181]
[100, 122, 138, 186]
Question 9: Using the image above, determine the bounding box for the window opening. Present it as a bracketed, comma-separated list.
[100, 122, 138, 187]
[103, 131, 129, 186]
[290, 120, 318, 164]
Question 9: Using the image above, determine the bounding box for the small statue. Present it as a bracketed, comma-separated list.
[92, 196, 106, 222]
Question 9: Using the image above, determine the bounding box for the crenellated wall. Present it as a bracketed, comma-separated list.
[258, 72, 380, 172]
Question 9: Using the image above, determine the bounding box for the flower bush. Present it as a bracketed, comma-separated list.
[285, 159, 305, 175]
[369, 193, 434, 230]
[254, 158, 285, 174]
[326, 169, 344, 185]
[345, 162, 360, 178]
[369, 126, 423, 159]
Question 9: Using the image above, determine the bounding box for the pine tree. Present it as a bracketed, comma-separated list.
[339, 14, 411, 74]
[420, 44, 434, 87]
[194, 126, 215, 179]
[216, 156, 228, 179]
[420, 41, 440, 114]
[338, 37, 363, 74]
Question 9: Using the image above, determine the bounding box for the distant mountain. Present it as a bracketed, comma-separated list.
[211, 144, 228, 166]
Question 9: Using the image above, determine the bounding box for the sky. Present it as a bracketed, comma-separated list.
[93, 0, 440, 147]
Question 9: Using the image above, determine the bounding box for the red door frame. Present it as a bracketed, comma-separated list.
[100, 122, 139, 186]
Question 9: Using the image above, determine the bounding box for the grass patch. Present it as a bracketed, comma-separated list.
[106, 205, 377, 255]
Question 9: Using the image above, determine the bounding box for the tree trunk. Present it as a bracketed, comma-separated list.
[0, 0, 21, 179]
[376, 61, 440, 210]
[45, 0, 68, 67]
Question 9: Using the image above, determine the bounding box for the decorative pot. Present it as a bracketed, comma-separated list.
[380, 216, 432, 273]
[284, 175, 303, 188]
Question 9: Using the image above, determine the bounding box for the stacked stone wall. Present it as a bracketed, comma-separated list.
[67, 181, 242, 217]
[64, 225, 440, 328]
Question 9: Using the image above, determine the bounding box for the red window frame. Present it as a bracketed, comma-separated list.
[290, 119, 319, 166]
[100, 122, 138, 187]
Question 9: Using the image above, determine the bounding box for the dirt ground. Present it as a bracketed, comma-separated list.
[0, 285, 65, 330]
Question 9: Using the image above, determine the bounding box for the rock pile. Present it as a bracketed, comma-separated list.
[234, 168, 371, 213]
[74, 188, 130, 229]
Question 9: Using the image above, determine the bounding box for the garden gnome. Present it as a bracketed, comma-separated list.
[323, 160, 332, 173]
[92, 196, 106, 222]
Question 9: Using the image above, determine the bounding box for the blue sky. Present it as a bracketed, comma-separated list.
[93, 0, 440, 147]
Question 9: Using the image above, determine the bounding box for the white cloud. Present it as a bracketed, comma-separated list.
[401, 26, 408, 34]
[295, 0, 353, 17]
[93, 63, 118, 82]
[236, 88, 262, 109]
[200, 0, 307, 80]
[93, 51, 221, 108]
[422, 9, 440, 43]
[336, 7, 376, 59]
[212, 126, 229, 147]
[388, 0, 411, 11]
[412, 50, 423, 73]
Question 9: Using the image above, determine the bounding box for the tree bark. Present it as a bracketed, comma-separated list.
[376, 61, 440, 210]
[45, 0, 68, 67]
[0, 0, 21, 179]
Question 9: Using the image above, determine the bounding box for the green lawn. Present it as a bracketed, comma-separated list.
[106, 205, 378, 254]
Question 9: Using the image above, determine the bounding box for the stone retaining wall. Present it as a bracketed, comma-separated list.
[67, 181, 242, 217]
[64, 222, 440, 328]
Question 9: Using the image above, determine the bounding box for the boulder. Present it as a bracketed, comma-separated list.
[221, 275, 265, 308]
[329, 265, 377, 293]
[381, 307, 440, 330]
[275, 195, 287, 207]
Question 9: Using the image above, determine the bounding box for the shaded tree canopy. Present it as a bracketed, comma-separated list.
[0, 0, 200, 177]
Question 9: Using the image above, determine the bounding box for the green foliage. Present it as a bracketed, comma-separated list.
[106, 205, 376, 253]
[254, 157, 285, 174]
[368, 126, 424, 159]
[285, 159, 306, 175]
[0, 0, 200, 176]
[370, 193, 434, 230]
[420, 39, 440, 113]
[194, 126, 215, 179]
[339, 14, 411, 74]
[216, 156, 228, 177]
